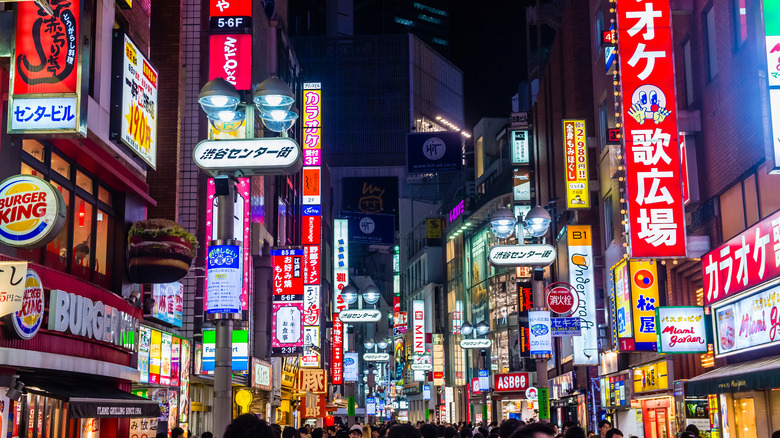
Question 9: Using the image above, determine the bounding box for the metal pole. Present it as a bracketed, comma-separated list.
[481, 350, 487, 426]
[532, 268, 549, 423]
[213, 179, 237, 438]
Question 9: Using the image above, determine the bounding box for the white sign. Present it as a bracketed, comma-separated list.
[339, 309, 382, 323]
[0, 175, 67, 249]
[344, 352, 359, 382]
[568, 226, 599, 365]
[252, 360, 271, 389]
[367, 397, 376, 416]
[333, 219, 349, 313]
[511, 130, 529, 164]
[0, 261, 29, 320]
[364, 353, 391, 362]
[205, 244, 242, 314]
[119, 35, 158, 168]
[423, 384, 431, 400]
[525, 386, 539, 401]
[10, 97, 78, 132]
[478, 369, 490, 391]
[410, 363, 432, 371]
[193, 138, 302, 176]
[48, 290, 138, 351]
[301, 326, 320, 368]
[488, 245, 556, 267]
[529, 310, 552, 356]
[459, 338, 492, 349]
[712, 283, 780, 357]
[413, 300, 425, 354]
[657, 307, 707, 354]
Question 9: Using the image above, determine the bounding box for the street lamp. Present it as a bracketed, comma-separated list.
[489, 208, 516, 239]
[253, 77, 298, 133]
[376, 338, 390, 350]
[363, 285, 381, 305]
[364, 338, 375, 350]
[524, 205, 552, 238]
[460, 321, 473, 336]
[475, 320, 490, 336]
[342, 285, 359, 305]
[198, 78, 243, 133]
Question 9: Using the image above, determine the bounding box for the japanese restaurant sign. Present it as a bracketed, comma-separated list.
[10, 0, 81, 134]
[656, 306, 707, 354]
[617, 0, 686, 258]
[209, 0, 252, 31]
[271, 248, 304, 356]
[332, 219, 348, 384]
[271, 249, 304, 298]
[763, 0, 780, 171]
[271, 302, 303, 355]
[208, 34, 251, 90]
[712, 282, 780, 356]
[702, 209, 780, 306]
[563, 120, 589, 209]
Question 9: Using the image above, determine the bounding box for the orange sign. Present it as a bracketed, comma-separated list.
[303, 168, 321, 197]
[297, 369, 327, 394]
[299, 394, 326, 418]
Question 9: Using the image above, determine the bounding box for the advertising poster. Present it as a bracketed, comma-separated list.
[205, 244, 243, 314]
[150, 330, 161, 384]
[344, 352, 359, 382]
[529, 310, 552, 355]
[563, 120, 589, 208]
[511, 130, 530, 164]
[343, 212, 395, 245]
[712, 283, 780, 356]
[202, 329, 249, 372]
[160, 333, 172, 385]
[513, 168, 531, 202]
[407, 132, 463, 173]
[613, 259, 633, 338]
[170, 337, 181, 387]
[630, 260, 660, 350]
[567, 225, 598, 365]
[271, 249, 304, 297]
[139, 326, 151, 383]
[271, 302, 304, 354]
[656, 307, 707, 354]
[179, 339, 190, 425]
[151, 282, 184, 327]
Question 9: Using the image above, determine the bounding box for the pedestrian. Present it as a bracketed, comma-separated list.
[605, 430, 623, 438]
[598, 421, 611, 438]
[349, 424, 363, 438]
[283, 426, 301, 438]
[222, 413, 275, 438]
[202, 432, 213, 438]
[772, 431, 780, 438]
[172, 427, 185, 438]
[508, 423, 556, 438]
[387, 424, 422, 438]
[564, 426, 586, 438]
[311, 428, 324, 438]
[500, 419, 522, 438]
[362, 425, 371, 438]
[685, 425, 700, 438]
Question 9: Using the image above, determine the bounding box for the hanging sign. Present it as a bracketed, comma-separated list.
[194, 138, 302, 176]
[0, 175, 67, 249]
[6, 267, 42, 340]
[656, 306, 707, 354]
[551, 317, 582, 337]
[563, 120, 589, 208]
[459, 338, 492, 349]
[488, 245, 556, 267]
[364, 353, 391, 362]
[413, 300, 425, 354]
[339, 309, 382, 323]
[568, 225, 598, 365]
[529, 310, 552, 356]
[205, 244, 242, 314]
[545, 282, 579, 316]
[478, 369, 490, 391]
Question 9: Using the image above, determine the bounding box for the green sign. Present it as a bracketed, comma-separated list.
[538, 387, 550, 419]
[348, 396, 356, 416]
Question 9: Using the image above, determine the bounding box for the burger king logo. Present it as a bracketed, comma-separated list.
[0, 175, 66, 248]
[10, 269, 44, 340]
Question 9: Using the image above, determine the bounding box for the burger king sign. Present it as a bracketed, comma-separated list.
[9, 269, 44, 339]
[0, 175, 66, 248]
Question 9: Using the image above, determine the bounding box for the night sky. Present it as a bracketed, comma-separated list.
[450, 1, 529, 128]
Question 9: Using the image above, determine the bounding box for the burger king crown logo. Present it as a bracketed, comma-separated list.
[12, 269, 44, 340]
[0, 175, 64, 248]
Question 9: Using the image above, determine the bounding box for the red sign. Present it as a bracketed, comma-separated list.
[603, 30, 615, 44]
[303, 245, 320, 285]
[332, 316, 343, 384]
[13, 0, 80, 95]
[680, 136, 690, 205]
[608, 128, 621, 143]
[271, 249, 303, 296]
[209, 0, 251, 17]
[702, 209, 780, 305]
[208, 34, 251, 91]
[494, 373, 530, 392]
[617, 0, 686, 258]
[302, 215, 321, 245]
[545, 282, 579, 316]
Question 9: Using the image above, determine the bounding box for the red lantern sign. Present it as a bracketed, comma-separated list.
[545, 282, 578, 316]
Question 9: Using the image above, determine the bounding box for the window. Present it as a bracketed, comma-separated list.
[758, 163, 780, 218]
[733, 0, 747, 47]
[599, 99, 608, 150]
[17, 140, 116, 289]
[683, 40, 694, 107]
[704, 5, 719, 81]
[594, 8, 604, 57]
[720, 174, 760, 240]
[604, 194, 615, 245]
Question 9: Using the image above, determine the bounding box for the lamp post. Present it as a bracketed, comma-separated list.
[489, 205, 552, 422]
[458, 319, 491, 425]
[198, 76, 298, 437]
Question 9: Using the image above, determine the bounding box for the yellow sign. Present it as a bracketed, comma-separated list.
[633, 360, 668, 393]
[208, 120, 246, 139]
[297, 368, 327, 394]
[235, 389, 253, 413]
[630, 260, 659, 346]
[613, 259, 633, 338]
[427, 218, 442, 239]
[563, 120, 589, 209]
[302, 88, 322, 150]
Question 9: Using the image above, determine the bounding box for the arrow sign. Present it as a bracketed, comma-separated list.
[194, 138, 303, 176]
[488, 245, 556, 267]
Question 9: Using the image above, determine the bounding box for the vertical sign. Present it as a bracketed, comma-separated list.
[538, 387, 550, 420]
[764, 0, 780, 170]
[528, 311, 552, 356]
[205, 244, 242, 314]
[617, 0, 686, 257]
[207, 34, 251, 90]
[613, 259, 633, 340]
[568, 225, 598, 365]
[301, 285, 321, 367]
[413, 300, 425, 354]
[9, 0, 81, 134]
[271, 249, 304, 356]
[478, 369, 490, 391]
[563, 120, 590, 208]
[332, 219, 349, 384]
[630, 260, 659, 350]
[511, 130, 530, 164]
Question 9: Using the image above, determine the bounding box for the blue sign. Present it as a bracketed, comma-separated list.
[407, 132, 463, 173]
[206, 244, 242, 314]
[551, 317, 582, 337]
[343, 212, 395, 245]
[423, 384, 431, 400]
[302, 205, 321, 216]
[478, 369, 490, 391]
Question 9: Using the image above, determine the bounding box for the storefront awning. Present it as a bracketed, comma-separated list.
[21, 375, 161, 419]
[686, 355, 780, 396]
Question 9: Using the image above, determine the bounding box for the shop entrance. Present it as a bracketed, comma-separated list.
[642, 398, 673, 438]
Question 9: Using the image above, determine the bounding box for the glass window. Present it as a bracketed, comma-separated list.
[94, 209, 112, 288]
[98, 186, 112, 206]
[704, 5, 719, 81]
[744, 174, 759, 227]
[76, 171, 93, 194]
[20, 163, 43, 178]
[720, 182, 745, 240]
[734, 0, 747, 46]
[22, 140, 44, 162]
[731, 397, 757, 438]
[604, 194, 615, 245]
[599, 99, 608, 150]
[759, 164, 780, 218]
[594, 8, 604, 57]
[683, 40, 694, 107]
[44, 183, 70, 273]
[51, 153, 70, 179]
[72, 198, 93, 281]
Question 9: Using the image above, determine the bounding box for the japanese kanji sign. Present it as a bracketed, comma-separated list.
[271, 249, 303, 298]
[764, 1, 780, 170]
[194, 138, 302, 176]
[617, 0, 687, 258]
[339, 309, 382, 323]
[563, 120, 590, 209]
[297, 368, 327, 394]
[712, 283, 780, 356]
[703, 209, 780, 305]
[545, 282, 579, 316]
[488, 244, 556, 267]
[332, 218, 348, 385]
[11, 97, 78, 132]
[655, 306, 707, 354]
[630, 260, 659, 350]
[459, 338, 492, 349]
[271, 302, 303, 354]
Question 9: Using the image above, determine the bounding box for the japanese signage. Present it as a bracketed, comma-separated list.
[344, 352, 359, 382]
[150, 282, 183, 327]
[551, 317, 582, 337]
[0, 175, 66, 249]
[563, 120, 589, 208]
[302, 168, 321, 205]
[339, 309, 382, 323]
[567, 225, 598, 365]
[302, 206, 321, 245]
[206, 177, 250, 311]
[194, 138, 302, 176]
[205, 244, 242, 314]
[209, 0, 252, 31]
[407, 132, 463, 173]
[633, 360, 669, 393]
[488, 245, 556, 267]
[137, 327, 187, 385]
[303, 286, 320, 325]
[366, 397, 376, 416]
[10, 0, 81, 134]
[630, 260, 660, 350]
[49, 289, 138, 351]
[513, 168, 531, 202]
[545, 282, 578, 315]
[303, 244, 320, 285]
[617, 0, 686, 258]
[271, 249, 304, 299]
[433, 334, 444, 385]
[448, 200, 466, 224]
[656, 307, 707, 354]
[478, 369, 490, 391]
[332, 219, 348, 384]
[301, 284, 321, 368]
[113, 33, 158, 168]
[251, 358, 272, 391]
[600, 374, 629, 408]
[712, 282, 780, 356]
[363, 353, 390, 362]
[764, 1, 780, 170]
[423, 385, 431, 400]
[614, 259, 633, 338]
[494, 373, 530, 392]
[529, 310, 552, 356]
[0, 262, 29, 320]
[538, 387, 550, 419]
[459, 338, 492, 349]
[272, 301, 303, 355]
[511, 130, 530, 164]
[413, 300, 425, 354]
[302, 83, 323, 166]
[702, 209, 780, 306]
[297, 369, 327, 394]
[202, 329, 248, 372]
[208, 34, 251, 90]
[7, 267, 42, 340]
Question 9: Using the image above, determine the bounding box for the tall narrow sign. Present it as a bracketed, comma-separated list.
[617, 0, 686, 258]
[563, 120, 589, 208]
[332, 219, 349, 384]
[568, 225, 598, 365]
[413, 300, 425, 354]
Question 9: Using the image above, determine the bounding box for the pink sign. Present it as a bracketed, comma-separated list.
[208, 34, 251, 90]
